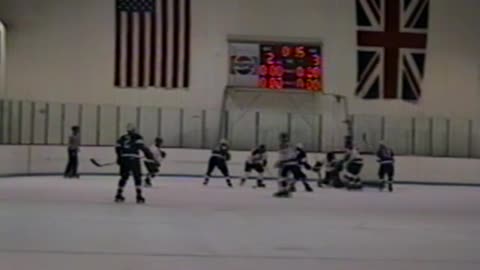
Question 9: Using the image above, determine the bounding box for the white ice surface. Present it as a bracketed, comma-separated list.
[0, 176, 479, 270]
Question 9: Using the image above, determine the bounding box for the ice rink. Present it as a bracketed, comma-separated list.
[0, 176, 479, 270]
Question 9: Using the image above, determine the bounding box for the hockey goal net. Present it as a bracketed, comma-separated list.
[218, 86, 352, 152]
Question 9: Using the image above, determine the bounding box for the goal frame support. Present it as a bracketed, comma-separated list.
[0, 21, 6, 98]
[217, 86, 353, 149]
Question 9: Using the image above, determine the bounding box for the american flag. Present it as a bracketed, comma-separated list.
[356, 0, 429, 101]
[115, 0, 191, 89]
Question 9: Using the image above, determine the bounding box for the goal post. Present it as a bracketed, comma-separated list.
[217, 86, 353, 152]
[0, 20, 6, 98]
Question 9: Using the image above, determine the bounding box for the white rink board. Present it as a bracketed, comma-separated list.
[0, 145, 479, 185]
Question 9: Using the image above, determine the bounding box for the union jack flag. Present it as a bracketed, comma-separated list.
[356, 0, 429, 101]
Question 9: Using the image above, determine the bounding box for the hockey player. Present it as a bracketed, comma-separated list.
[312, 152, 339, 188]
[144, 137, 166, 187]
[377, 141, 395, 192]
[203, 139, 233, 187]
[312, 161, 323, 187]
[273, 133, 302, 198]
[114, 123, 155, 204]
[64, 125, 80, 178]
[240, 144, 267, 188]
[342, 145, 364, 190]
[289, 143, 313, 192]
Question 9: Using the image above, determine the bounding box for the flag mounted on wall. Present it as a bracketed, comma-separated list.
[355, 0, 429, 101]
[115, 0, 191, 89]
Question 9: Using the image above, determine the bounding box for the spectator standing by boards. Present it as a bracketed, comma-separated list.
[64, 126, 80, 178]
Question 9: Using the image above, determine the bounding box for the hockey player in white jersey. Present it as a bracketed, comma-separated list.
[342, 145, 364, 190]
[273, 133, 302, 198]
[144, 137, 166, 187]
[240, 144, 267, 188]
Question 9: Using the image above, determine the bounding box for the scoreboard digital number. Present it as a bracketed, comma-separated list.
[258, 44, 322, 91]
[228, 41, 323, 92]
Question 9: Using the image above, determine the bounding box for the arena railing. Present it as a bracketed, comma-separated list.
[0, 99, 478, 158]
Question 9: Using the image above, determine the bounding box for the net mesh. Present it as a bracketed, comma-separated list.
[219, 87, 350, 152]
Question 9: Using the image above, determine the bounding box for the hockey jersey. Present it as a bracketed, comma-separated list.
[296, 148, 311, 169]
[149, 144, 165, 163]
[277, 143, 298, 166]
[324, 160, 338, 173]
[377, 146, 394, 164]
[313, 152, 337, 173]
[211, 144, 231, 161]
[115, 133, 151, 159]
[247, 148, 267, 165]
[344, 148, 363, 165]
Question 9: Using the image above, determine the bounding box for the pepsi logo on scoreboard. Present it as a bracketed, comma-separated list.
[230, 55, 258, 75]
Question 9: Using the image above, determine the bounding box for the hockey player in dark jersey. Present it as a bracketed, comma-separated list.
[240, 144, 267, 188]
[203, 139, 233, 187]
[114, 123, 155, 204]
[288, 144, 314, 192]
[273, 133, 302, 198]
[312, 152, 340, 187]
[377, 141, 395, 192]
[312, 161, 323, 187]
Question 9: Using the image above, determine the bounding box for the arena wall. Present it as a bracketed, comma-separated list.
[0, 0, 479, 118]
[0, 145, 479, 186]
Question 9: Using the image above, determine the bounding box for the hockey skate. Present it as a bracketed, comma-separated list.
[114, 194, 125, 203]
[379, 181, 386, 191]
[273, 190, 291, 198]
[136, 195, 146, 204]
[346, 182, 353, 190]
[352, 179, 363, 191]
[203, 179, 209, 186]
[144, 177, 153, 188]
[388, 182, 393, 192]
[226, 179, 233, 188]
[256, 180, 266, 188]
[303, 182, 314, 192]
[346, 180, 356, 191]
[240, 178, 246, 186]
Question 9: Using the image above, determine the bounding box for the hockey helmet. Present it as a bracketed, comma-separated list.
[258, 144, 266, 152]
[279, 132, 290, 143]
[126, 123, 136, 133]
[220, 138, 229, 145]
[155, 137, 163, 145]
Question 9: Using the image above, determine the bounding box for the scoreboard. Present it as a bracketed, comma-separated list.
[259, 44, 322, 91]
[229, 41, 323, 92]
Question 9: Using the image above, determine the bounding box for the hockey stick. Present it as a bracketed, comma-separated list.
[90, 157, 158, 168]
[361, 133, 375, 154]
[90, 158, 116, 167]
